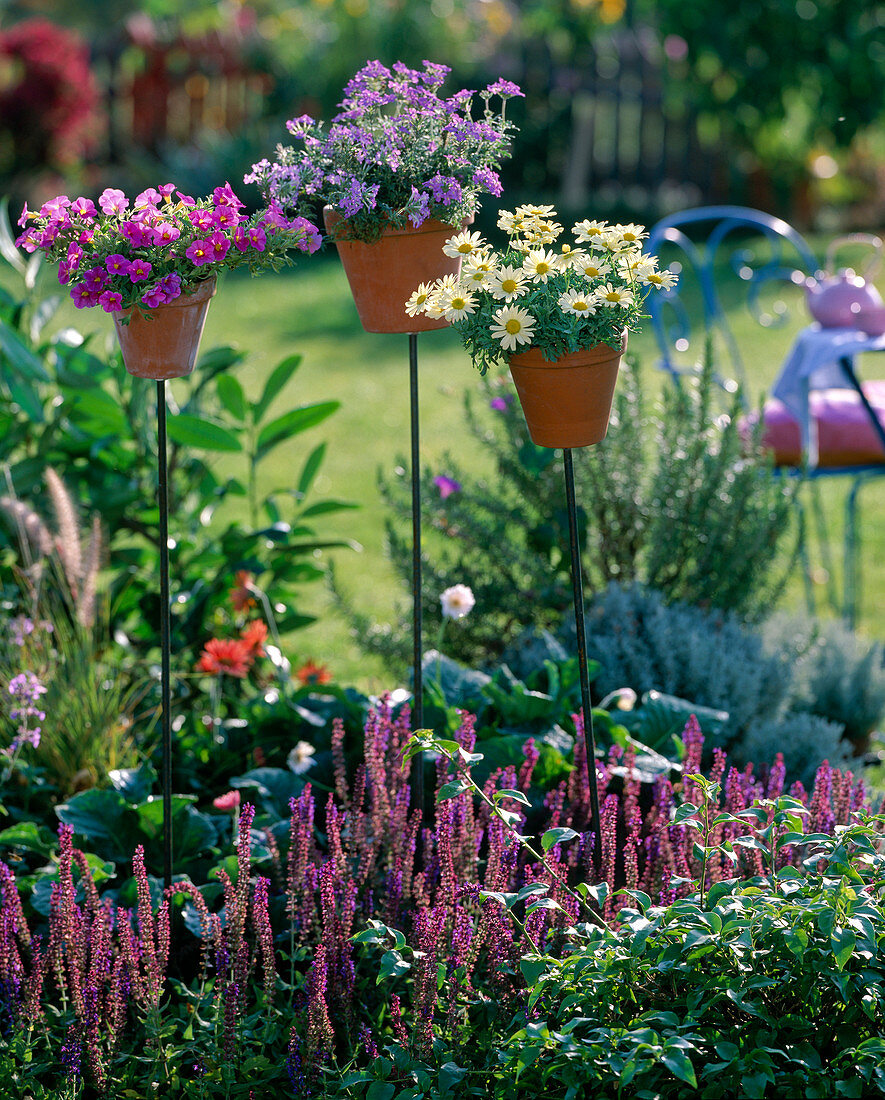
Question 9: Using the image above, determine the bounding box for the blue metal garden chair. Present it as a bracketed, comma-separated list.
[644, 205, 885, 625]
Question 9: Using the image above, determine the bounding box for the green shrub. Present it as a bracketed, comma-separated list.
[342, 351, 798, 672]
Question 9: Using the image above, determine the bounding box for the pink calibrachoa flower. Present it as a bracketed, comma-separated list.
[71, 283, 98, 308]
[153, 222, 180, 245]
[99, 290, 123, 312]
[127, 258, 152, 283]
[185, 240, 211, 266]
[207, 232, 230, 261]
[158, 273, 181, 301]
[213, 789, 241, 812]
[98, 188, 127, 215]
[190, 208, 217, 232]
[81, 266, 108, 292]
[105, 253, 131, 275]
[140, 286, 167, 309]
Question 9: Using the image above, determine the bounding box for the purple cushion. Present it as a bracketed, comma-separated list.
[742, 380, 885, 467]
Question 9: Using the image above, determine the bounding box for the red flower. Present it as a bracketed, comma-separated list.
[212, 789, 241, 812]
[196, 638, 253, 678]
[229, 570, 256, 611]
[240, 619, 268, 655]
[295, 659, 333, 686]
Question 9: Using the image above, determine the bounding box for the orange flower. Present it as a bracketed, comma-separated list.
[229, 570, 256, 611]
[196, 638, 253, 678]
[295, 659, 333, 686]
[240, 619, 268, 655]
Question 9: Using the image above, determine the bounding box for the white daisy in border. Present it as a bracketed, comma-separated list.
[558, 288, 597, 316]
[522, 248, 560, 283]
[442, 230, 487, 259]
[440, 287, 477, 321]
[490, 305, 536, 351]
[593, 283, 635, 308]
[497, 209, 526, 235]
[405, 282, 434, 316]
[573, 219, 609, 244]
[515, 203, 557, 218]
[489, 265, 528, 302]
[559, 243, 587, 265]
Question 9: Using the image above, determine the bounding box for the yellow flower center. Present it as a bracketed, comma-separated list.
[605, 291, 621, 302]
[505, 318, 522, 334]
[536, 262, 550, 274]
[452, 297, 466, 310]
[501, 278, 517, 293]
[457, 242, 474, 253]
[573, 300, 588, 310]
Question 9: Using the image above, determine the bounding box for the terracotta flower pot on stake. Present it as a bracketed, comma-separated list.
[324, 207, 472, 812]
[112, 278, 217, 888]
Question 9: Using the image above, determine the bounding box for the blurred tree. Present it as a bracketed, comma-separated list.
[642, 0, 885, 186]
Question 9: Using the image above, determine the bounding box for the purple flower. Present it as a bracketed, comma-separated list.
[190, 208, 217, 232]
[185, 240, 212, 266]
[246, 225, 266, 252]
[140, 286, 167, 309]
[406, 187, 431, 228]
[120, 221, 153, 248]
[490, 395, 513, 411]
[158, 273, 181, 301]
[128, 259, 152, 283]
[105, 253, 131, 276]
[434, 475, 461, 500]
[213, 182, 245, 209]
[153, 222, 180, 245]
[289, 216, 322, 254]
[70, 197, 97, 219]
[207, 232, 230, 261]
[71, 283, 99, 308]
[98, 188, 127, 215]
[99, 290, 123, 312]
[81, 266, 109, 292]
[485, 78, 524, 98]
[472, 167, 503, 197]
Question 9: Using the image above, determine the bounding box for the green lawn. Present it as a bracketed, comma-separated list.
[24, 251, 885, 690]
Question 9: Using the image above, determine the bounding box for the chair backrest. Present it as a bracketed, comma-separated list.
[645, 205, 819, 392]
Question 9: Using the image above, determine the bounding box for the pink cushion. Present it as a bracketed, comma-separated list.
[742, 380, 885, 468]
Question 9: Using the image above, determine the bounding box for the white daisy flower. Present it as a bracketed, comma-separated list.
[572, 219, 609, 244]
[515, 203, 557, 218]
[576, 256, 611, 279]
[440, 287, 477, 321]
[558, 288, 597, 316]
[522, 248, 560, 282]
[491, 305, 536, 351]
[440, 583, 475, 620]
[405, 282, 434, 316]
[497, 209, 526, 235]
[463, 255, 498, 288]
[612, 222, 648, 247]
[442, 230, 487, 258]
[636, 262, 678, 290]
[287, 740, 316, 774]
[489, 265, 528, 301]
[594, 283, 635, 308]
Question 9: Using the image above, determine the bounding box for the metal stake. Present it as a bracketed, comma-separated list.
[157, 381, 173, 889]
[408, 334, 425, 813]
[563, 447, 601, 852]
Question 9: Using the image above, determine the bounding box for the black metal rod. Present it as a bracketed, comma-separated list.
[408, 333, 425, 814]
[563, 447, 601, 853]
[157, 381, 173, 889]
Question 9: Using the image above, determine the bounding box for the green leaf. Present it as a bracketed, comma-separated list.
[437, 780, 469, 801]
[215, 374, 247, 421]
[166, 414, 243, 452]
[661, 1048, 697, 1088]
[255, 402, 340, 461]
[0, 317, 49, 379]
[253, 353, 301, 421]
[495, 788, 531, 806]
[831, 927, 857, 971]
[542, 826, 580, 852]
[366, 1082, 396, 1100]
[297, 442, 326, 496]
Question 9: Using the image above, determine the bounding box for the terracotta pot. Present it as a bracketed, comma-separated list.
[508, 334, 628, 448]
[112, 278, 217, 380]
[323, 206, 465, 334]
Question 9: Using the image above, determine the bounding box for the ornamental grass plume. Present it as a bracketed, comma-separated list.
[246, 60, 523, 243]
[16, 182, 321, 313]
[408, 205, 678, 372]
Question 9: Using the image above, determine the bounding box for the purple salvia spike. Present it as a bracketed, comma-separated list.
[132, 846, 162, 1009]
[331, 717, 349, 807]
[252, 876, 276, 1006]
